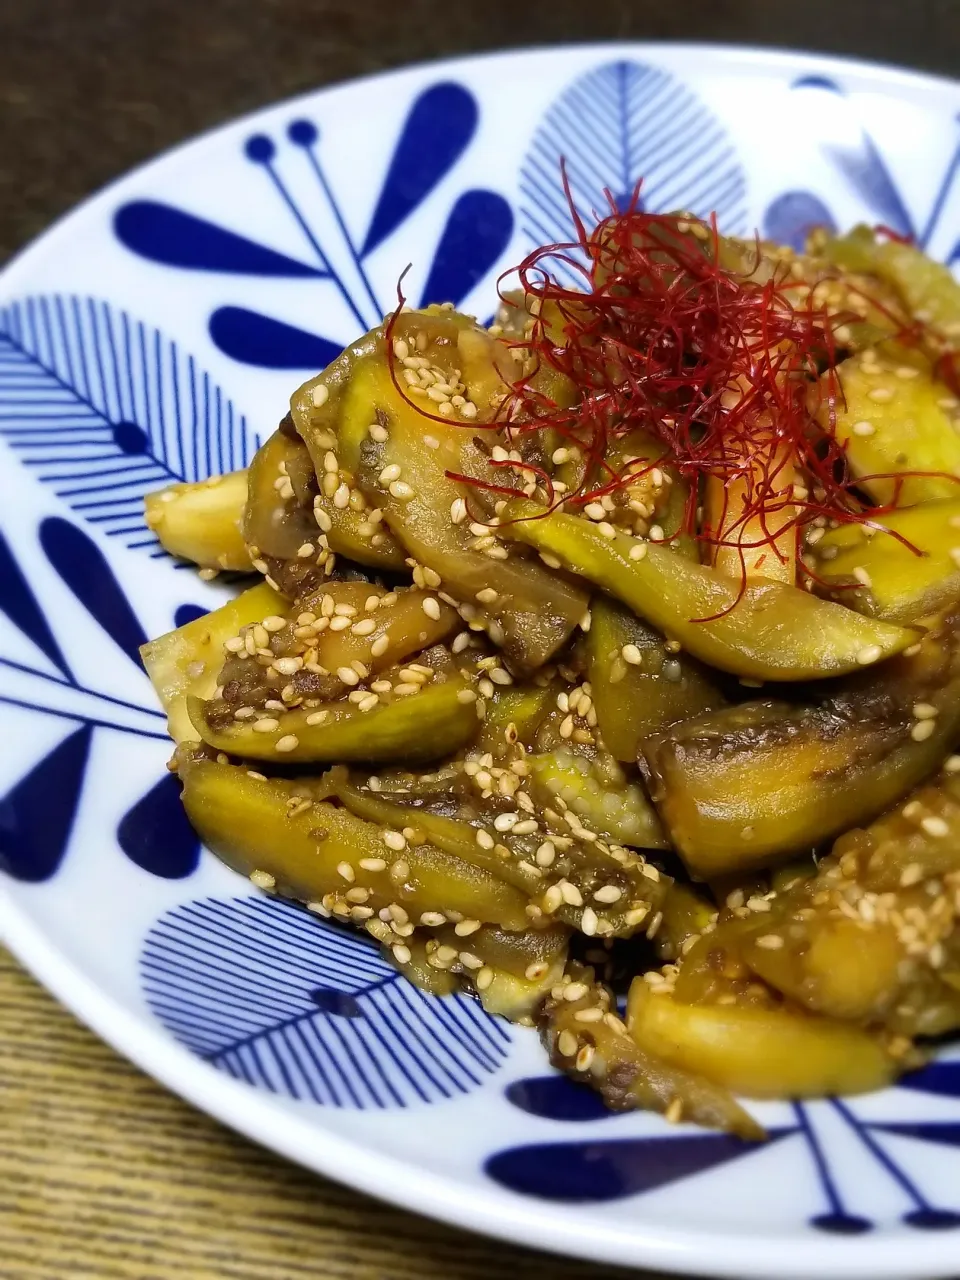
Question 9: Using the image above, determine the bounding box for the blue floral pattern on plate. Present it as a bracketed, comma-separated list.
[4, 47, 960, 1275]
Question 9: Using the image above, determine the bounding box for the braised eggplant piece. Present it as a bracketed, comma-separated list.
[141, 582, 285, 742]
[188, 675, 481, 765]
[586, 596, 727, 761]
[145, 470, 251, 570]
[179, 755, 529, 930]
[525, 748, 667, 849]
[816, 344, 960, 507]
[641, 611, 960, 876]
[811, 499, 960, 624]
[626, 978, 898, 1100]
[541, 965, 763, 1137]
[501, 500, 918, 680]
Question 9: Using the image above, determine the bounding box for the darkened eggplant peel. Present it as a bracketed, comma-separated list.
[142, 217, 960, 1138]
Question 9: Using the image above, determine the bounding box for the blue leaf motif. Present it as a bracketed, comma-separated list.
[208, 307, 343, 371]
[505, 1075, 611, 1122]
[764, 192, 837, 252]
[485, 1128, 796, 1203]
[40, 517, 147, 667]
[0, 529, 71, 678]
[174, 603, 209, 628]
[0, 295, 257, 554]
[791, 77, 913, 237]
[521, 60, 748, 284]
[0, 724, 92, 881]
[114, 201, 323, 277]
[118, 772, 200, 879]
[141, 895, 512, 1106]
[362, 83, 479, 257]
[419, 191, 514, 308]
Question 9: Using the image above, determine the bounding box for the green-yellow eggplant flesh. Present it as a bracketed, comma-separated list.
[141, 583, 286, 742]
[501, 500, 918, 680]
[812, 499, 960, 623]
[144, 470, 251, 570]
[179, 756, 529, 929]
[640, 613, 960, 877]
[587, 597, 727, 761]
[188, 676, 480, 764]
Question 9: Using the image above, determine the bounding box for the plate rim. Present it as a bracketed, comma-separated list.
[2, 39, 960, 1279]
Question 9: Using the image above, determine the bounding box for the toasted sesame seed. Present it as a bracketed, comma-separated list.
[392, 944, 412, 966]
[856, 645, 883, 665]
[378, 463, 401, 486]
[664, 1097, 684, 1124]
[755, 934, 784, 950]
[913, 702, 939, 720]
[922, 816, 950, 838]
[575, 1044, 595, 1072]
[253, 717, 280, 733]
[421, 597, 442, 621]
[594, 885, 623, 904]
[383, 830, 407, 851]
[455, 919, 482, 937]
[629, 542, 647, 560]
[370, 634, 391, 658]
[944, 755, 960, 774]
[868, 386, 894, 403]
[250, 869, 276, 890]
[359, 858, 387, 873]
[557, 1030, 579, 1058]
[621, 643, 643, 666]
[274, 734, 299, 753]
[542, 885, 563, 914]
[535, 841, 556, 867]
[911, 719, 936, 742]
[337, 861, 355, 882]
[852, 566, 872, 588]
[311, 383, 329, 408]
[851, 420, 875, 437]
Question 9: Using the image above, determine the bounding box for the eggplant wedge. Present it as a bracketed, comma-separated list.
[179, 756, 529, 929]
[145, 470, 251, 570]
[188, 675, 481, 765]
[640, 611, 960, 876]
[141, 583, 286, 742]
[812, 499, 960, 624]
[587, 596, 727, 761]
[501, 500, 918, 680]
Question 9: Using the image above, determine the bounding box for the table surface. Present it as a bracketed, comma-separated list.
[1, 3, 958, 1277]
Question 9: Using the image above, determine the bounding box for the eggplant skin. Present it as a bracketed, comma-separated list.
[640, 611, 960, 877]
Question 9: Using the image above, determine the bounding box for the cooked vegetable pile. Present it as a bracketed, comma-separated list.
[142, 206, 960, 1138]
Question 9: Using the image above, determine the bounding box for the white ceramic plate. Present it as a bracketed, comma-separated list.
[2, 42, 960, 1280]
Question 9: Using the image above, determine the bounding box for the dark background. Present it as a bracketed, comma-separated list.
[1, 0, 958, 263]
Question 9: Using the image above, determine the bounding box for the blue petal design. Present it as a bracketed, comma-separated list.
[505, 1075, 611, 1122]
[0, 724, 92, 881]
[117, 773, 200, 879]
[485, 1128, 795, 1202]
[521, 60, 748, 284]
[790, 77, 913, 237]
[0, 295, 256, 553]
[897, 1061, 960, 1099]
[764, 192, 837, 252]
[870, 1122, 960, 1148]
[114, 201, 323, 277]
[174, 603, 209, 628]
[419, 191, 514, 308]
[0, 529, 70, 678]
[141, 895, 511, 1106]
[40, 517, 147, 667]
[362, 83, 479, 257]
[209, 308, 343, 370]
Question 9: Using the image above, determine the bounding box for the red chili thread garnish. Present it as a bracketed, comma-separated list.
[383, 186, 958, 615]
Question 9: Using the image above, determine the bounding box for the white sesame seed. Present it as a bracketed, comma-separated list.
[422, 597, 442, 620]
[852, 420, 875, 437]
[911, 719, 936, 742]
[358, 694, 379, 713]
[337, 861, 355, 882]
[337, 666, 361, 686]
[457, 688, 478, 704]
[944, 755, 960, 773]
[594, 885, 622, 904]
[378, 463, 401, 486]
[250, 869, 276, 890]
[253, 717, 280, 733]
[557, 1030, 579, 1058]
[629, 542, 647, 560]
[856, 645, 883, 665]
[275, 734, 299, 753]
[306, 710, 329, 726]
[868, 387, 894, 403]
[913, 702, 938, 720]
[921, 816, 950, 838]
[312, 383, 329, 408]
[450, 497, 468, 524]
[621, 643, 643, 666]
[383, 830, 407, 851]
[755, 934, 784, 950]
[852, 566, 872, 588]
[476, 829, 495, 850]
[351, 618, 377, 636]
